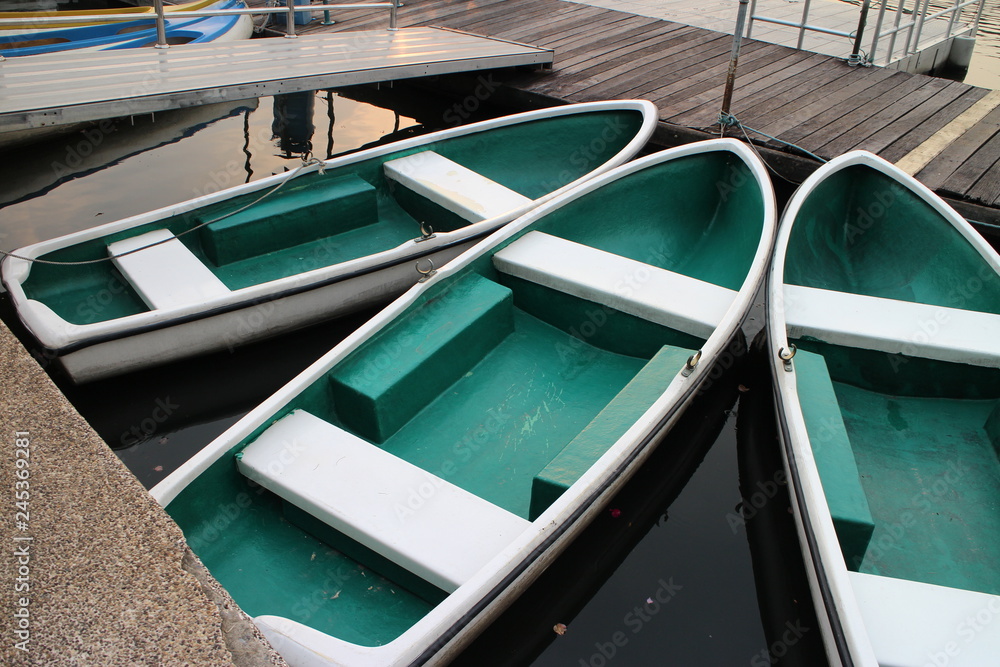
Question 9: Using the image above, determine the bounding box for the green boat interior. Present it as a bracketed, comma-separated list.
[785, 161, 1000, 597]
[20, 110, 647, 325]
[784, 164, 1000, 312]
[165, 149, 766, 646]
[793, 344, 1000, 597]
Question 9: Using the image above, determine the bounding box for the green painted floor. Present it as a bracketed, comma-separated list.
[380, 309, 647, 519]
[192, 488, 434, 646]
[835, 383, 1000, 595]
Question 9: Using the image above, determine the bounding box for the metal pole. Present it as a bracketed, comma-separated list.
[848, 0, 871, 65]
[971, 0, 985, 37]
[389, 0, 398, 30]
[746, 0, 758, 39]
[154, 0, 168, 49]
[284, 0, 297, 37]
[868, 0, 888, 64]
[797, 0, 812, 50]
[721, 0, 751, 125]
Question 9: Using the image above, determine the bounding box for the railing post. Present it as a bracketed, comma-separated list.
[284, 0, 297, 37]
[971, 0, 985, 37]
[390, 0, 398, 30]
[887, 0, 906, 63]
[746, 0, 758, 39]
[868, 0, 889, 65]
[848, 0, 871, 65]
[797, 0, 812, 50]
[154, 0, 168, 49]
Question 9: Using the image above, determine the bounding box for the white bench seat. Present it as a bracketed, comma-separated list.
[492, 231, 737, 339]
[236, 410, 530, 593]
[784, 284, 1000, 368]
[108, 229, 230, 311]
[383, 151, 533, 223]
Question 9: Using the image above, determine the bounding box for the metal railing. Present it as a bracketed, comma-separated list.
[0, 0, 398, 50]
[745, 0, 985, 66]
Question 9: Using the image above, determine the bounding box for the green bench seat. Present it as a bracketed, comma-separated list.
[330, 273, 514, 443]
[794, 349, 876, 568]
[200, 174, 377, 265]
[529, 344, 695, 520]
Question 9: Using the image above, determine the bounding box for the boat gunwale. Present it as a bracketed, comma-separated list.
[151, 137, 777, 665]
[766, 150, 1000, 667]
[1, 100, 659, 352]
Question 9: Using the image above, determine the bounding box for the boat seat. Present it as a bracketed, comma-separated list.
[529, 343, 695, 520]
[493, 231, 737, 339]
[108, 229, 230, 311]
[236, 409, 530, 593]
[784, 284, 1000, 368]
[329, 273, 514, 443]
[793, 349, 875, 568]
[383, 151, 532, 224]
[200, 174, 377, 265]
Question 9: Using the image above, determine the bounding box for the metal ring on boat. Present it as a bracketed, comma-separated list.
[779, 344, 797, 371]
[416, 221, 437, 243]
[681, 350, 702, 377]
[416, 258, 437, 282]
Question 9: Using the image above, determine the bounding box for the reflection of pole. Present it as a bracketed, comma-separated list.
[720, 0, 750, 126]
[272, 92, 315, 158]
[326, 91, 335, 159]
[848, 0, 871, 65]
[242, 109, 254, 183]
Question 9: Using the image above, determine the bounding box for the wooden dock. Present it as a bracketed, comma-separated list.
[294, 0, 1000, 223]
[0, 26, 552, 133]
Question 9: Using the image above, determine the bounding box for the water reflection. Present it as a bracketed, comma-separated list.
[0, 90, 420, 249]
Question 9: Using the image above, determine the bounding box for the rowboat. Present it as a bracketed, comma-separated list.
[1, 101, 657, 382]
[767, 150, 1000, 666]
[0, 0, 225, 30]
[0, 0, 252, 56]
[150, 138, 777, 666]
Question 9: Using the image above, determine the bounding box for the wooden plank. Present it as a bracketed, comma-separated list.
[632, 40, 770, 102]
[550, 16, 666, 67]
[455, 0, 576, 36]
[673, 52, 833, 128]
[660, 48, 813, 122]
[847, 78, 964, 155]
[913, 102, 1000, 190]
[808, 72, 932, 154]
[644, 41, 783, 104]
[764, 70, 911, 151]
[533, 25, 703, 96]
[880, 88, 988, 163]
[945, 128, 1000, 203]
[734, 59, 854, 129]
[576, 31, 736, 99]
[750, 66, 892, 139]
[489, 4, 605, 41]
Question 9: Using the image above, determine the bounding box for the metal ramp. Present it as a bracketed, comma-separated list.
[0, 27, 553, 133]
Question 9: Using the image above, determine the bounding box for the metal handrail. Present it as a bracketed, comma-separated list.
[0, 0, 399, 43]
[745, 0, 985, 67]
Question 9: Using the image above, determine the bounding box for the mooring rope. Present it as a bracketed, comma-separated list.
[718, 112, 828, 180]
[0, 156, 327, 267]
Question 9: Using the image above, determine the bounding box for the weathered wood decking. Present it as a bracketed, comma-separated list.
[293, 0, 1000, 215]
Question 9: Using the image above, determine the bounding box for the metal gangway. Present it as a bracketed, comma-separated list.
[745, 0, 987, 69]
[0, 1, 554, 134]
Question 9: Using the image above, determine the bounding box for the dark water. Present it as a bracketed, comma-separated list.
[0, 84, 824, 665]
